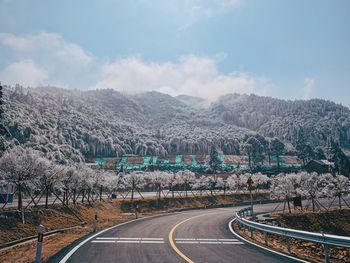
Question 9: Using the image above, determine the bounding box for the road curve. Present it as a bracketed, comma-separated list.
[55, 203, 299, 263]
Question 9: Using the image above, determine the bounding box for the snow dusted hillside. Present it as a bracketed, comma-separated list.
[206, 94, 350, 148]
[2, 85, 350, 163]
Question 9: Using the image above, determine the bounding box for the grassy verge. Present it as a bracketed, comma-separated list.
[0, 192, 269, 263]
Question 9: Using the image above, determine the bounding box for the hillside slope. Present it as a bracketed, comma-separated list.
[2, 85, 349, 162]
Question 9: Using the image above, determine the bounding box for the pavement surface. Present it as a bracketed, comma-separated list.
[56, 203, 299, 263]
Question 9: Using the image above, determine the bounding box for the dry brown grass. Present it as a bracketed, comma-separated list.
[0, 228, 88, 263]
[0, 193, 268, 263]
[0, 201, 134, 263]
[233, 209, 350, 263]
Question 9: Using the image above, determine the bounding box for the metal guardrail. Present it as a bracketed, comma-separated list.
[235, 207, 350, 262]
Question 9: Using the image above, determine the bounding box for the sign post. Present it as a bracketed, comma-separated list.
[247, 176, 254, 214]
[35, 224, 45, 263]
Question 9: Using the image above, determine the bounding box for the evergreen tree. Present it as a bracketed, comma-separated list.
[246, 136, 264, 165]
[269, 138, 285, 171]
[0, 83, 7, 155]
[209, 146, 222, 173]
[295, 130, 315, 165]
[314, 146, 326, 160]
[330, 141, 350, 176]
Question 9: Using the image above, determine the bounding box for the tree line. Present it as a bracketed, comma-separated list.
[1, 146, 349, 224]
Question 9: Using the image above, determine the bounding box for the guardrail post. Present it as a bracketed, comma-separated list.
[264, 232, 268, 245]
[286, 236, 291, 253]
[323, 244, 330, 263]
[250, 227, 254, 239]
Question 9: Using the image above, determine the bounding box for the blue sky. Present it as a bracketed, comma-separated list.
[0, 0, 349, 106]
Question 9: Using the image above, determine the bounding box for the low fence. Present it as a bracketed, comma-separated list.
[235, 207, 350, 263]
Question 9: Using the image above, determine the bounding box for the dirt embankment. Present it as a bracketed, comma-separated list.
[0, 201, 132, 263]
[0, 193, 269, 263]
[275, 209, 350, 236]
[234, 209, 350, 263]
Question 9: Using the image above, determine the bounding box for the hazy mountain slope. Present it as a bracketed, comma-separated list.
[176, 95, 211, 109]
[207, 94, 350, 148]
[2, 86, 250, 159]
[3, 86, 349, 162]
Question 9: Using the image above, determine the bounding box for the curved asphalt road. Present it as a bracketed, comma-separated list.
[57, 203, 299, 263]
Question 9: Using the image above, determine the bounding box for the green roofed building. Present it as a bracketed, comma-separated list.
[87, 155, 302, 173]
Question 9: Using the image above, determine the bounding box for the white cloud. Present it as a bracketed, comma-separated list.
[303, 78, 315, 99]
[0, 31, 271, 101]
[91, 55, 271, 101]
[0, 60, 48, 87]
[165, 0, 243, 31]
[0, 32, 95, 88]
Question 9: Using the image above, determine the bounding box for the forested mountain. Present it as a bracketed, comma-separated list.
[2, 85, 350, 164]
[206, 94, 350, 149]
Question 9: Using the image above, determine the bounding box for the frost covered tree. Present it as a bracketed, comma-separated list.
[147, 171, 169, 201]
[325, 174, 350, 208]
[205, 176, 217, 195]
[122, 171, 146, 201]
[192, 175, 209, 195]
[216, 177, 227, 195]
[226, 174, 240, 192]
[270, 173, 302, 213]
[166, 172, 179, 198]
[175, 170, 195, 197]
[0, 146, 46, 222]
[76, 165, 95, 204]
[33, 160, 65, 208]
[300, 172, 332, 211]
[251, 172, 270, 192]
[61, 165, 80, 204]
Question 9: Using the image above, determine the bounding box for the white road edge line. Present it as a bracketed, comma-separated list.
[176, 241, 199, 244]
[59, 213, 168, 263]
[91, 240, 165, 244]
[228, 218, 310, 263]
[139, 241, 165, 244]
[221, 242, 245, 245]
[96, 237, 120, 240]
[95, 237, 164, 240]
[91, 240, 115, 243]
[175, 241, 244, 245]
[174, 238, 239, 241]
[114, 237, 140, 240]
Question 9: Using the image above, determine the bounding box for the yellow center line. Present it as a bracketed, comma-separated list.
[168, 212, 226, 263]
